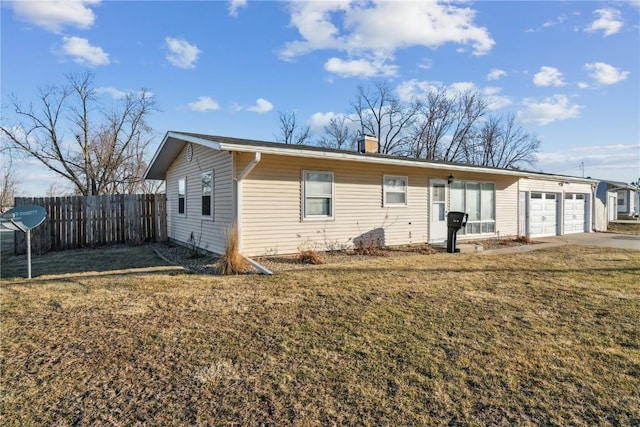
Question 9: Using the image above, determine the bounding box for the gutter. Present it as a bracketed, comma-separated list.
[234, 152, 272, 275]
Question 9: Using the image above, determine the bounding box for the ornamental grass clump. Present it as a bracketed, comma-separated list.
[297, 249, 323, 265]
[514, 235, 533, 244]
[217, 224, 248, 275]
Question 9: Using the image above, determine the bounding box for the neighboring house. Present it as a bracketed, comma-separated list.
[594, 181, 639, 229]
[145, 132, 597, 259]
[616, 186, 639, 219]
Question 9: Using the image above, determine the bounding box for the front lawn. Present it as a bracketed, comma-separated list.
[1, 245, 639, 425]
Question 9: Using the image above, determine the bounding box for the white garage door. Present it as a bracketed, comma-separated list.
[564, 193, 587, 234]
[530, 192, 558, 237]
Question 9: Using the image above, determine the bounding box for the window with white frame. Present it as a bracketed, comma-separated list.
[383, 175, 408, 206]
[178, 177, 186, 215]
[450, 181, 495, 235]
[201, 171, 213, 218]
[303, 171, 334, 220]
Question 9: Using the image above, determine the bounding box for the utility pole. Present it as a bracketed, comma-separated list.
[579, 162, 584, 178]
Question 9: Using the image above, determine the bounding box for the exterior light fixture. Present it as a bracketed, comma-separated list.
[448, 175, 454, 185]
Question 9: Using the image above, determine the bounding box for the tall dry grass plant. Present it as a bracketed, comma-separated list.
[216, 224, 248, 275]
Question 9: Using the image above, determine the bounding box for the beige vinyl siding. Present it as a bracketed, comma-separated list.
[446, 172, 519, 240]
[166, 144, 233, 254]
[518, 178, 592, 195]
[239, 153, 429, 256]
[238, 153, 521, 256]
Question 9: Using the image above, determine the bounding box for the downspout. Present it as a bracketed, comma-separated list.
[235, 152, 272, 275]
[590, 183, 597, 232]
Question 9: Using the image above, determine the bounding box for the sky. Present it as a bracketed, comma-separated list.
[1, 0, 639, 196]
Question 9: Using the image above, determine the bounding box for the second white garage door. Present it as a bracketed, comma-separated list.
[564, 193, 587, 234]
[530, 192, 558, 237]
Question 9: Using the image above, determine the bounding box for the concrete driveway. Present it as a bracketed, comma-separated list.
[542, 232, 640, 250]
[478, 232, 640, 255]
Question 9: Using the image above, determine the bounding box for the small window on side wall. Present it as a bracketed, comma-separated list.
[178, 177, 186, 215]
[201, 171, 213, 218]
[383, 175, 408, 206]
[303, 170, 334, 220]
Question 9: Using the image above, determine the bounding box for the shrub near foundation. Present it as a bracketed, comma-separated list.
[297, 249, 323, 264]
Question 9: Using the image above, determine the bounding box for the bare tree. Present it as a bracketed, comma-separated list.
[141, 178, 166, 194]
[0, 72, 157, 195]
[46, 182, 70, 197]
[351, 81, 419, 155]
[443, 89, 488, 163]
[319, 115, 355, 150]
[471, 113, 540, 169]
[0, 150, 18, 212]
[408, 87, 456, 160]
[276, 110, 311, 145]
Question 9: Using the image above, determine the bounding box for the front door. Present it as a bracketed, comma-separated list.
[429, 179, 447, 242]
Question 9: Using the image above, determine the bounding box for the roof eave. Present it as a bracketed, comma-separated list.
[144, 131, 222, 180]
[145, 132, 598, 185]
[216, 140, 598, 183]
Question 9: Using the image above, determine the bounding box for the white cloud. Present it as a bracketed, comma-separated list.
[542, 14, 567, 28]
[58, 36, 109, 66]
[246, 98, 274, 114]
[535, 144, 640, 180]
[165, 37, 201, 69]
[280, 1, 494, 76]
[233, 98, 274, 114]
[308, 111, 359, 135]
[324, 57, 398, 78]
[449, 81, 476, 93]
[10, 0, 100, 33]
[487, 68, 507, 81]
[396, 79, 510, 110]
[584, 62, 629, 85]
[96, 87, 153, 100]
[229, 0, 247, 17]
[518, 95, 582, 125]
[396, 80, 443, 103]
[418, 59, 433, 70]
[396, 80, 478, 102]
[187, 96, 220, 112]
[533, 66, 566, 87]
[308, 111, 338, 134]
[585, 8, 623, 36]
[96, 87, 128, 99]
[483, 87, 512, 110]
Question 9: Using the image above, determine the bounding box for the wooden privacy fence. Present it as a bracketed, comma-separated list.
[12, 194, 167, 254]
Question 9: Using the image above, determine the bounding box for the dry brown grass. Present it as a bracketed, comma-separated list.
[216, 224, 249, 275]
[608, 221, 640, 235]
[1, 245, 639, 426]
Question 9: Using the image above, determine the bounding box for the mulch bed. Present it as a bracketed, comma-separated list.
[150, 237, 533, 275]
